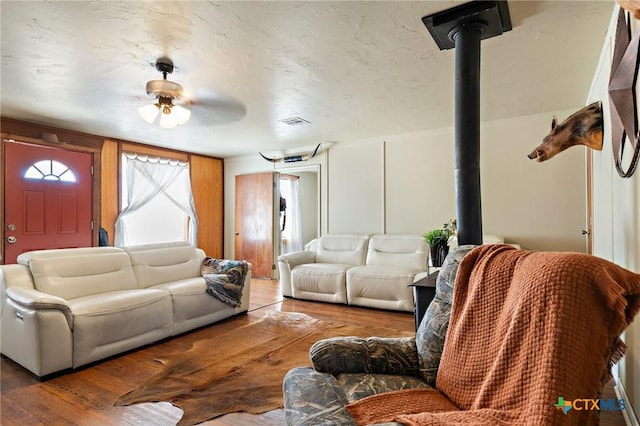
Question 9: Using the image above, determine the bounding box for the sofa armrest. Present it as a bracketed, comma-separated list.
[5, 287, 73, 329]
[278, 250, 317, 268]
[310, 336, 419, 376]
[278, 251, 317, 298]
[412, 271, 429, 283]
[283, 367, 356, 426]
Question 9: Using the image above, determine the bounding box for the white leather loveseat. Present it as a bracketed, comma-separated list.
[278, 234, 427, 312]
[0, 242, 251, 377]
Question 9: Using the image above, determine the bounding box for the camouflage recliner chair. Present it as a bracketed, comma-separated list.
[282, 245, 476, 425]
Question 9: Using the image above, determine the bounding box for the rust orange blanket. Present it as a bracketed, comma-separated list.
[347, 245, 640, 426]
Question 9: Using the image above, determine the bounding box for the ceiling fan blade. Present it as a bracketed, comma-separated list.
[188, 92, 247, 125]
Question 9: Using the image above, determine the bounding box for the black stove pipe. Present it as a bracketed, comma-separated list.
[452, 23, 484, 246]
[422, 1, 511, 247]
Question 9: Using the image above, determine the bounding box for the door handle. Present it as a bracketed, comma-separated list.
[7, 236, 17, 244]
[581, 229, 590, 236]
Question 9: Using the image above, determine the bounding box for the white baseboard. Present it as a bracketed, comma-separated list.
[615, 376, 639, 426]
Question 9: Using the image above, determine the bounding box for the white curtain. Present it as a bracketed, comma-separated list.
[281, 176, 303, 253]
[114, 153, 198, 247]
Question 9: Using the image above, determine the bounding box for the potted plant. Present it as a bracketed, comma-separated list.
[423, 219, 456, 268]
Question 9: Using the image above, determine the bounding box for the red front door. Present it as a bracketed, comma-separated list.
[3, 140, 93, 264]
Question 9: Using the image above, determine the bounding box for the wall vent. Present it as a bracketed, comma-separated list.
[279, 117, 310, 126]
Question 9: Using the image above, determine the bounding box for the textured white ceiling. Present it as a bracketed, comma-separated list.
[0, 1, 614, 158]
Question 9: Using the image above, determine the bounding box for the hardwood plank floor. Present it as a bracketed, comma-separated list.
[0, 278, 628, 425]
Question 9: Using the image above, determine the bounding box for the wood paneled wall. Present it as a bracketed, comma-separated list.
[100, 140, 119, 246]
[0, 118, 224, 260]
[191, 155, 224, 257]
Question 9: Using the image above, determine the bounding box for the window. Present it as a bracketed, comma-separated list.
[114, 153, 198, 247]
[24, 160, 77, 182]
[280, 175, 303, 254]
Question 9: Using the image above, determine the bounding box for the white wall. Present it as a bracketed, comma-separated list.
[225, 108, 587, 258]
[588, 6, 640, 421]
[480, 112, 587, 250]
[325, 110, 586, 250]
[327, 141, 385, 233]
[384, 128, 456, 234]
[298, 171, 318, 246]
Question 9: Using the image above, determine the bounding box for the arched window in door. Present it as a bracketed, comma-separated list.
[23, 159, 77, 182]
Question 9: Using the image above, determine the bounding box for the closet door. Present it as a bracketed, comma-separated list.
[234, 172, 280, 278]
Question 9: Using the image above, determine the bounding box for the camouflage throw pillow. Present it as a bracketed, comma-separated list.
[415, 245, 477, 386]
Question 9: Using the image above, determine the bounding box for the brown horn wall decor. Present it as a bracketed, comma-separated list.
[609, 8, 640, 178]
[259, 143, 321, 163]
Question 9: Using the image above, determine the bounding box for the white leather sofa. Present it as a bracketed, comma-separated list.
[278, 234, 427, 312]
[0, 242, 251, 377]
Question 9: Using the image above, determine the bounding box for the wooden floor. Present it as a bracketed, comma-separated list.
[0, 278, 628, 425]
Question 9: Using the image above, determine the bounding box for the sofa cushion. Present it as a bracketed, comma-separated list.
[347, 265, 418, 283]
[150, 277, 234, 323]
[123, 242, 203, 288]
[292, 263, 351, 303]
[346, 265, 416, 312]
[16, 247, 123, 265]
[366, 234, 427, 270]
[27, 251, 139, 300]
[316, 234, 369, 265]
[415, 245, 476, 386]
[69, 288, 173, 367]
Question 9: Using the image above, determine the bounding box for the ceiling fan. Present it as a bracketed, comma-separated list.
[138, 57, 190, 128]
[138, 57, 247, 128]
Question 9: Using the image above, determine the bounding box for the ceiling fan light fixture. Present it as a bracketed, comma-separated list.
[172, 105, 191, 125]
[139, 58, 191, 128]
[137, 103, 160, 123]
[159, 111, 178, 129]
[146, 79, 184, 99]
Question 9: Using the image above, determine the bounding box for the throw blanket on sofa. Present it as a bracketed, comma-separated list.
[347, 244, 640, 426]
[201, 257, 248, 307]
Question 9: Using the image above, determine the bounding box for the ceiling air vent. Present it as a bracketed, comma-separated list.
[279, 117, 310, 126]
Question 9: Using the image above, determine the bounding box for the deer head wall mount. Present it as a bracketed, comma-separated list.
[527, 101, 603, 162]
